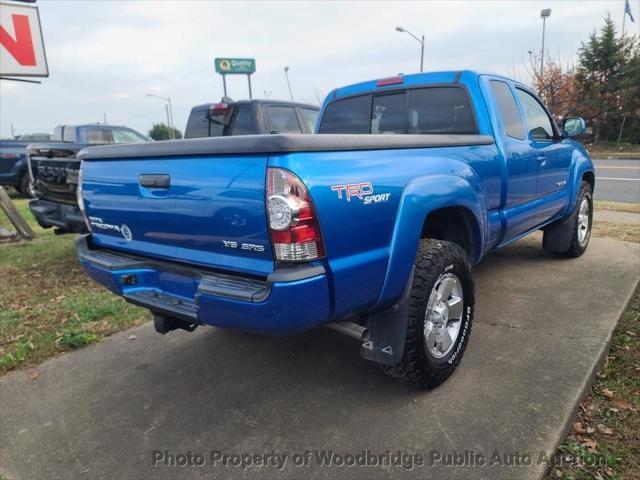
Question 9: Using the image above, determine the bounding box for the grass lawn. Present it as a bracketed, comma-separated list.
[545, 291, 640, 480]
[594, 201, 640, 215]
[587, 142, 640, 160]
[0, 193, 148, 374]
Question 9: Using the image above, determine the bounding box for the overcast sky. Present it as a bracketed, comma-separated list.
[1, 0, 638, 138]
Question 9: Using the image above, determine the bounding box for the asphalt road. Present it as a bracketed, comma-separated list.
[593, 158, 640, 203]
[2, 234, 639, 480]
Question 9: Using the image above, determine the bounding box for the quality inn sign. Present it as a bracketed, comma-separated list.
[215, 58, 256, 75]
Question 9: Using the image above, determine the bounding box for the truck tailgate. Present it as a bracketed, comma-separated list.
[28, 144, 82, 204]
[82, 154, 273, 277]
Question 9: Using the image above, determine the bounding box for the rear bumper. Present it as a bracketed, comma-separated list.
[29, 199, 88, 233]
[75, 235, 331, 335]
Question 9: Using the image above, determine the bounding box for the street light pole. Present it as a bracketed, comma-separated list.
[284, 66, 294, 101]
[396, 26, 425, 72]
[147, 94, 175, 139]
[540, 8, 551, 77]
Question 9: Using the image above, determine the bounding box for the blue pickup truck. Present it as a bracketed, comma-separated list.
[76, 71, 594, 388]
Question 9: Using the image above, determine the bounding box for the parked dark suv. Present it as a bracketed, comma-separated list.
[185, 98, 319, 138]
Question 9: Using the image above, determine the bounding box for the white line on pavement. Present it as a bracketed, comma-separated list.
[596, 177, 640, 182]
[595, 166, 640, 170]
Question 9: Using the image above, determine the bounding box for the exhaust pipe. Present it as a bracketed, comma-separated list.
[327, 320, 370, 341]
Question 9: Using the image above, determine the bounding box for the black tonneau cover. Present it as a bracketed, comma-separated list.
[79, 134, 494, 160]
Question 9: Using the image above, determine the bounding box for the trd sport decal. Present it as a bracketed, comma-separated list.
[331, 182, 391, 205]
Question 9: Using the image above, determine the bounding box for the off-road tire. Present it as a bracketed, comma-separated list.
[382, 239, 474, 389]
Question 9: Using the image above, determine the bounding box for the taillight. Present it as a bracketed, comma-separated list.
[266, 168, 324, 262]
[77, 164, 92, 232]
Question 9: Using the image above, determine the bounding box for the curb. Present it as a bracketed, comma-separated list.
[542, 278, 640, 478]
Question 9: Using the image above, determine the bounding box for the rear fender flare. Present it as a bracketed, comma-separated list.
[565, 147, 595, 216]
[374, 174, 485, 310]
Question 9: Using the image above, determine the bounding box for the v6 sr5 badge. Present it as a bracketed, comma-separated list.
[331, 182, 391, 205]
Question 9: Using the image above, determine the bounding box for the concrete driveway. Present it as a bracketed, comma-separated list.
[1, 234, 639, 480]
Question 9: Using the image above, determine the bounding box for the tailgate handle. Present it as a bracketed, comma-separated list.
[139, 174, 170, 189]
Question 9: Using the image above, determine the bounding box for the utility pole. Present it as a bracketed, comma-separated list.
[147, 94, 175, 139]
[164, 105, 173, 139]
[284, 66, 294, 101]
[396, 26, 425, 72]
[540, 9, 552, 77]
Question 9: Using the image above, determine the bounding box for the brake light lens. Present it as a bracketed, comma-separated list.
[376, 76, 404, 87]
[208, 103, 229, 117]
[266, 168, 324, 262]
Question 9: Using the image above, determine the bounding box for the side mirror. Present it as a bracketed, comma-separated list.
[562, 117, 586, 138]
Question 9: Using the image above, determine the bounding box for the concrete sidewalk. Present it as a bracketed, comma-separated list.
[1, 234, 639, 480]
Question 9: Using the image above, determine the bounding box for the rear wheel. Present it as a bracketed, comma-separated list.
[382, 239, 474, 389]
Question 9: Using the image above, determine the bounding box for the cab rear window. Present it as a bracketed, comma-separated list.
[319, 86, 476, 135]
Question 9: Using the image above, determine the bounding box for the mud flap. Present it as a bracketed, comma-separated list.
[360, 270, 414, 365]
[542, 216, 573, 253]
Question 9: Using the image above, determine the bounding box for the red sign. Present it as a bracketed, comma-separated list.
[0, 2, 48, 77]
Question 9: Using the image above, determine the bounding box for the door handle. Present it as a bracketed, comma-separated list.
[536, 156, 547, 166]
[139, 174, 170, 188]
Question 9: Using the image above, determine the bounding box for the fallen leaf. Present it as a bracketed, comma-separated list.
[128, 335, 136, 341]
[572, 422, 594, 435]
[29, 370, 39, 380]
[600, 388, 615, 399]
[611, 397, 634, 411]
[582, 437, 598, 452]
[597, 424, 614, 435]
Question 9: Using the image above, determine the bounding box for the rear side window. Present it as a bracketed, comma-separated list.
[408, 87, 475, 134]
[185, 109, 224, 138]
[86, 129, 112, 144]
[267, 106, 301, 133]
[229, 105, 257, 135]
[318, 95, 370, 134]
[371, 93, 405, 134]
[301, 108, 320, 132]
[62, 127, 76, 143]
[515, 88, 555, 140]
[490, 80, 525, 140]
